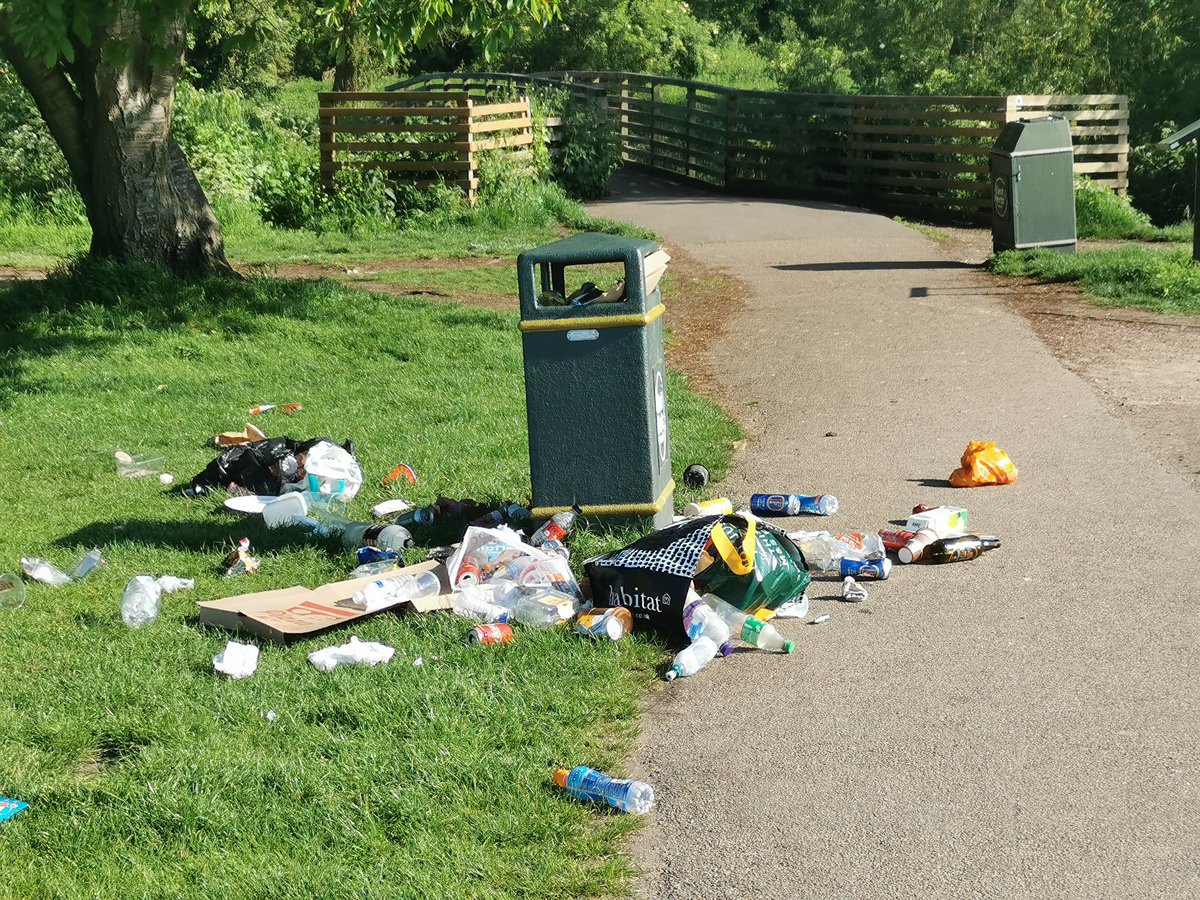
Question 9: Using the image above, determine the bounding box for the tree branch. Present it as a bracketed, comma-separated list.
[0, 15, 92, 196]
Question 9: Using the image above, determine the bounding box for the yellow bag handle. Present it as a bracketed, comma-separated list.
[709, 518, 756, 575]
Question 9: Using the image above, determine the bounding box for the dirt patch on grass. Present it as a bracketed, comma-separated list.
[939, 227, 1200, 490]
[0, 266, 48, 281]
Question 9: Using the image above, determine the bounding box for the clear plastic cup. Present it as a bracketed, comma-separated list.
[0, 573, 25, 610]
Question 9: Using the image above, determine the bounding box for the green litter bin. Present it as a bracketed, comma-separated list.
[517, 233, 674, 529]
[990, 115, 1077, 253]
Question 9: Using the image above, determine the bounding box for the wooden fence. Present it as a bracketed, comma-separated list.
[318, 91, 535, 202]
[390, 72, 1129, 222]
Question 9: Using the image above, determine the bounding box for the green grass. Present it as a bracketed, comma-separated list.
[992, 246, 1200, 315]
[0, 260, 739, 897]
[1074, 177, 1193, 242]
[892, 216, 952, 244]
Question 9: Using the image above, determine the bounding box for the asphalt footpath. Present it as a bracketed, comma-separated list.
[587, 171, 1200, 899]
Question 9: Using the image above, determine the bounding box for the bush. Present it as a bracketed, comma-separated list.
[0, 61, 73, 202]
[551, 97, 623, 201]
[1074, 176, 1155, 239]
[1130, 140, 1196, 228]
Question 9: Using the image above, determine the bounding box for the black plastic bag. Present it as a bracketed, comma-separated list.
[188, 436, 353, 497]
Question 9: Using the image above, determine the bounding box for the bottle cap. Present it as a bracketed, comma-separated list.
[783, 640, 795, 654]
[683, 464, 710, 488]
[664, 668, 678, 682]
[553, 768, 570, 789]
[605, 617, 625, 641]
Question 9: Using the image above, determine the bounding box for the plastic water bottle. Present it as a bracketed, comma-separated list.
[121, 576, 162, 627]
[682, 596, 733, 656]
[346, 570, 440, 612]
[451, 584, 511, 623]
[529, 505, 582, 547]
[790, 531, 885, 575]
[750, 493, 838, 516]
[554, 765, 655, 814]
[341, 522, 414, 552]
[665, 635, 719, 681]
[702, 593, 795, 653]
[511, 593, 564, 627]
[350, 559, 402, 578]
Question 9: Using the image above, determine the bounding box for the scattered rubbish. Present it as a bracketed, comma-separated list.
[511, 588, 576, 626]
[397, 506, 437, 528]
[750, 493, 838, 516]
[343, 521, 414, 552]
[447, 526, 582, 607]
[261, 492, 310, 529]
[357, 547, 400, 565]
[121, 576, 162, 627]
[701, 592, 794, 652]
[683, 497, 733, 516]
[20, 556, 71, 587]
[906, 506, 968, 537]
[949, 440, 1019, 488]
[576, 607, 633, 641]
[114, 450, 165, 478]
[665, 635, 719, 681]
[0, 573, 26, 610]
[917, 534, 1001, 564]
[264, 709, 278, 722]
[308, 636, 395, 672]
[469, 503, 532, 529]
[303, 440, 362, 497]
[554, 765, 654, 814]
[223, 494, 276, 516]
[212, 641, 260, 679]
[248, 402, 301, 416]
[71, 548, 106, 580]
[879, 529, 915, 551]
[159, 473, 175, 485]
[840, 558, 891, 580]
[413, 656, 424, 667]
[468, 623, 515, 645]
[0, 797, 28, 823]
[249, 404, 276, 416]
[841, 577, 868, 602]
[189, 437, 360, 500]
[425, 545, 458, 564]
[155, 575, 195, 593]
[340, 569, 441, 613]
[451, 584, 511, 623]
[809, 614, 831, 626]
[213, 423, 267, 448]
[683, 595, 733, 655]
[382, 463, 418, 486]
[221, 538, 261, 577]
[788, 531, 885, 577]
[824, 431, 837, 437]
[772, 593, 810, 618]
[350, 559, 402, 578]
[683, 464, 710, 488]
[371, 498, 413, 518]
[897, 529, 940, 564]
[541, 539, 570, 560]
[197, 561, 451, 643]
[529, 505, 582, 548]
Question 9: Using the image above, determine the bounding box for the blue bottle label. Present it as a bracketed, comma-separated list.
[749, 494, 791, 515]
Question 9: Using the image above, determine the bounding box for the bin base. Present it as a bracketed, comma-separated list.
[531, 482, 675, 531]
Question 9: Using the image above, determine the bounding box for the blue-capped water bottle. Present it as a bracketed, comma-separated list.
[553, 766, 655, 814]
[750, 493, 839, 516]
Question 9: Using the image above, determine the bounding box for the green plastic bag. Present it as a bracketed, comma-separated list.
[694, 518, 810, 613]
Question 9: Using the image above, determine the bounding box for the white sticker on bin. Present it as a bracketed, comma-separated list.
[567, 329, 599, 342]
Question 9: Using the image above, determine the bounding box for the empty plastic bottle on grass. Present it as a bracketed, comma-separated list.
[529, 505, 582, 547]
[554, 765, 655, 814]
[511, 588, 575, 626]
[121, 576, 162, 628]
[345, 570, 440, 612]
[702, 593, 795, 653]
[683, 596, 733, 656]
[665, 635, 719, 681]
[451, 584, 511, 623]
[341, 522, 415, 552]
[750, 493, 838, 516]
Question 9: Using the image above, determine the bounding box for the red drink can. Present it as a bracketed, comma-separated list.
[879, 529, 916, 551]
[456, 557, 482, 586]
[468, 623, 514, 645]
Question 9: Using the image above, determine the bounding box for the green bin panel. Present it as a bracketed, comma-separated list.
[990, 116, 1077, 253]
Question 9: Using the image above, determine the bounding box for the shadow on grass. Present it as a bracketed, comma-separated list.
[0, 258, 327, 409]
[52, 516, 323, 553]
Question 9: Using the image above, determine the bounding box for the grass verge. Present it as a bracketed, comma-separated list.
[0, 260, 739, 897]
[991, 246, 1200, 316]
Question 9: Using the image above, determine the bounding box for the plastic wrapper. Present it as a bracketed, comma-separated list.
[188, 437, 360, 499]
[949, 440, 1018, 488]
[446, 526, 581, 598]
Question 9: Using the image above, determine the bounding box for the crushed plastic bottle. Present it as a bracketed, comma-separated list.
[701, 593, 795, 653]
[788, 531, 884, 574]
[20, 556, 71, 587]
[665, 635, 719, 681]
[554, 765, 655, 814]
[72, 548, 105, 580]
[121, 576, 162, 627]
[841, 576, 868, 602]
[529, 505, 582, 547]
[511, 589, 574, 626]
[341, 570, 441, 613]
[450, 584, 511, 623]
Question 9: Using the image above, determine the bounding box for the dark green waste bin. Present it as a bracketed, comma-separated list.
[517, 233, 674, 529]
[990, 116, 1077, 253]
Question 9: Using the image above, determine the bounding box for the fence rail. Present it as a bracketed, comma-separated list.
[318, 91, 535, 201]
[390, 72, 1128, 222]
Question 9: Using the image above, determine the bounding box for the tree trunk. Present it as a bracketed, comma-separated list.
[1, 10, 235, 277]
[333, 49, 359, 93]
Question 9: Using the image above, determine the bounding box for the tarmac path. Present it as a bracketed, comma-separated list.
[588, 172, 1200, 899]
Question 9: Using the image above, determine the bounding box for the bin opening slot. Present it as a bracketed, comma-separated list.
[537, 262, 629, 308]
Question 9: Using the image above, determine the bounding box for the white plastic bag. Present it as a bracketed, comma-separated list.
[446, 526, 580, 596]
[303, 441, 363, 500]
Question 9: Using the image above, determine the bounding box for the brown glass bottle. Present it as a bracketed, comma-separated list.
[921, 534, 1001, 563]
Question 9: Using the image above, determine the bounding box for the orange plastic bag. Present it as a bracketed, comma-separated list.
[949, 440, 1018, 488]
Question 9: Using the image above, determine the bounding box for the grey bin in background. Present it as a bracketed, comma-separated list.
[517, 233, 675, 529]
[990, 116, 1077, 254]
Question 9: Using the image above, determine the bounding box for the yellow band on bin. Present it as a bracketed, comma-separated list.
[531, 480, 675, 519]
[519, 303, 665, 333]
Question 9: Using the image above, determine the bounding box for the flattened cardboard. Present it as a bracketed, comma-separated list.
[196, 559, 452, 644]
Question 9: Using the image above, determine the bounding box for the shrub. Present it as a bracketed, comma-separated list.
[1130, 140, 1196, 228]
[0, 61, 73, 202]
[552, 97, 623, 201]
[1074, 176, 1154, 239]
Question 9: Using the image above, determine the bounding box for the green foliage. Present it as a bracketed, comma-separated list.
[699, 33, 779, 91]
[770, 29, 858, 94]
[1075, 176, 1153, 239]
[992, 246, 1200, 315]
[0, 260, 738, 897]
[552, 97, 622, 201]
[1130, 139, 1197, 228]
[0, 61, 72, 200]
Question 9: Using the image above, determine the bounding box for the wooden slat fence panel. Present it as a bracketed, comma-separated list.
[383, 73, 1129, 221]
